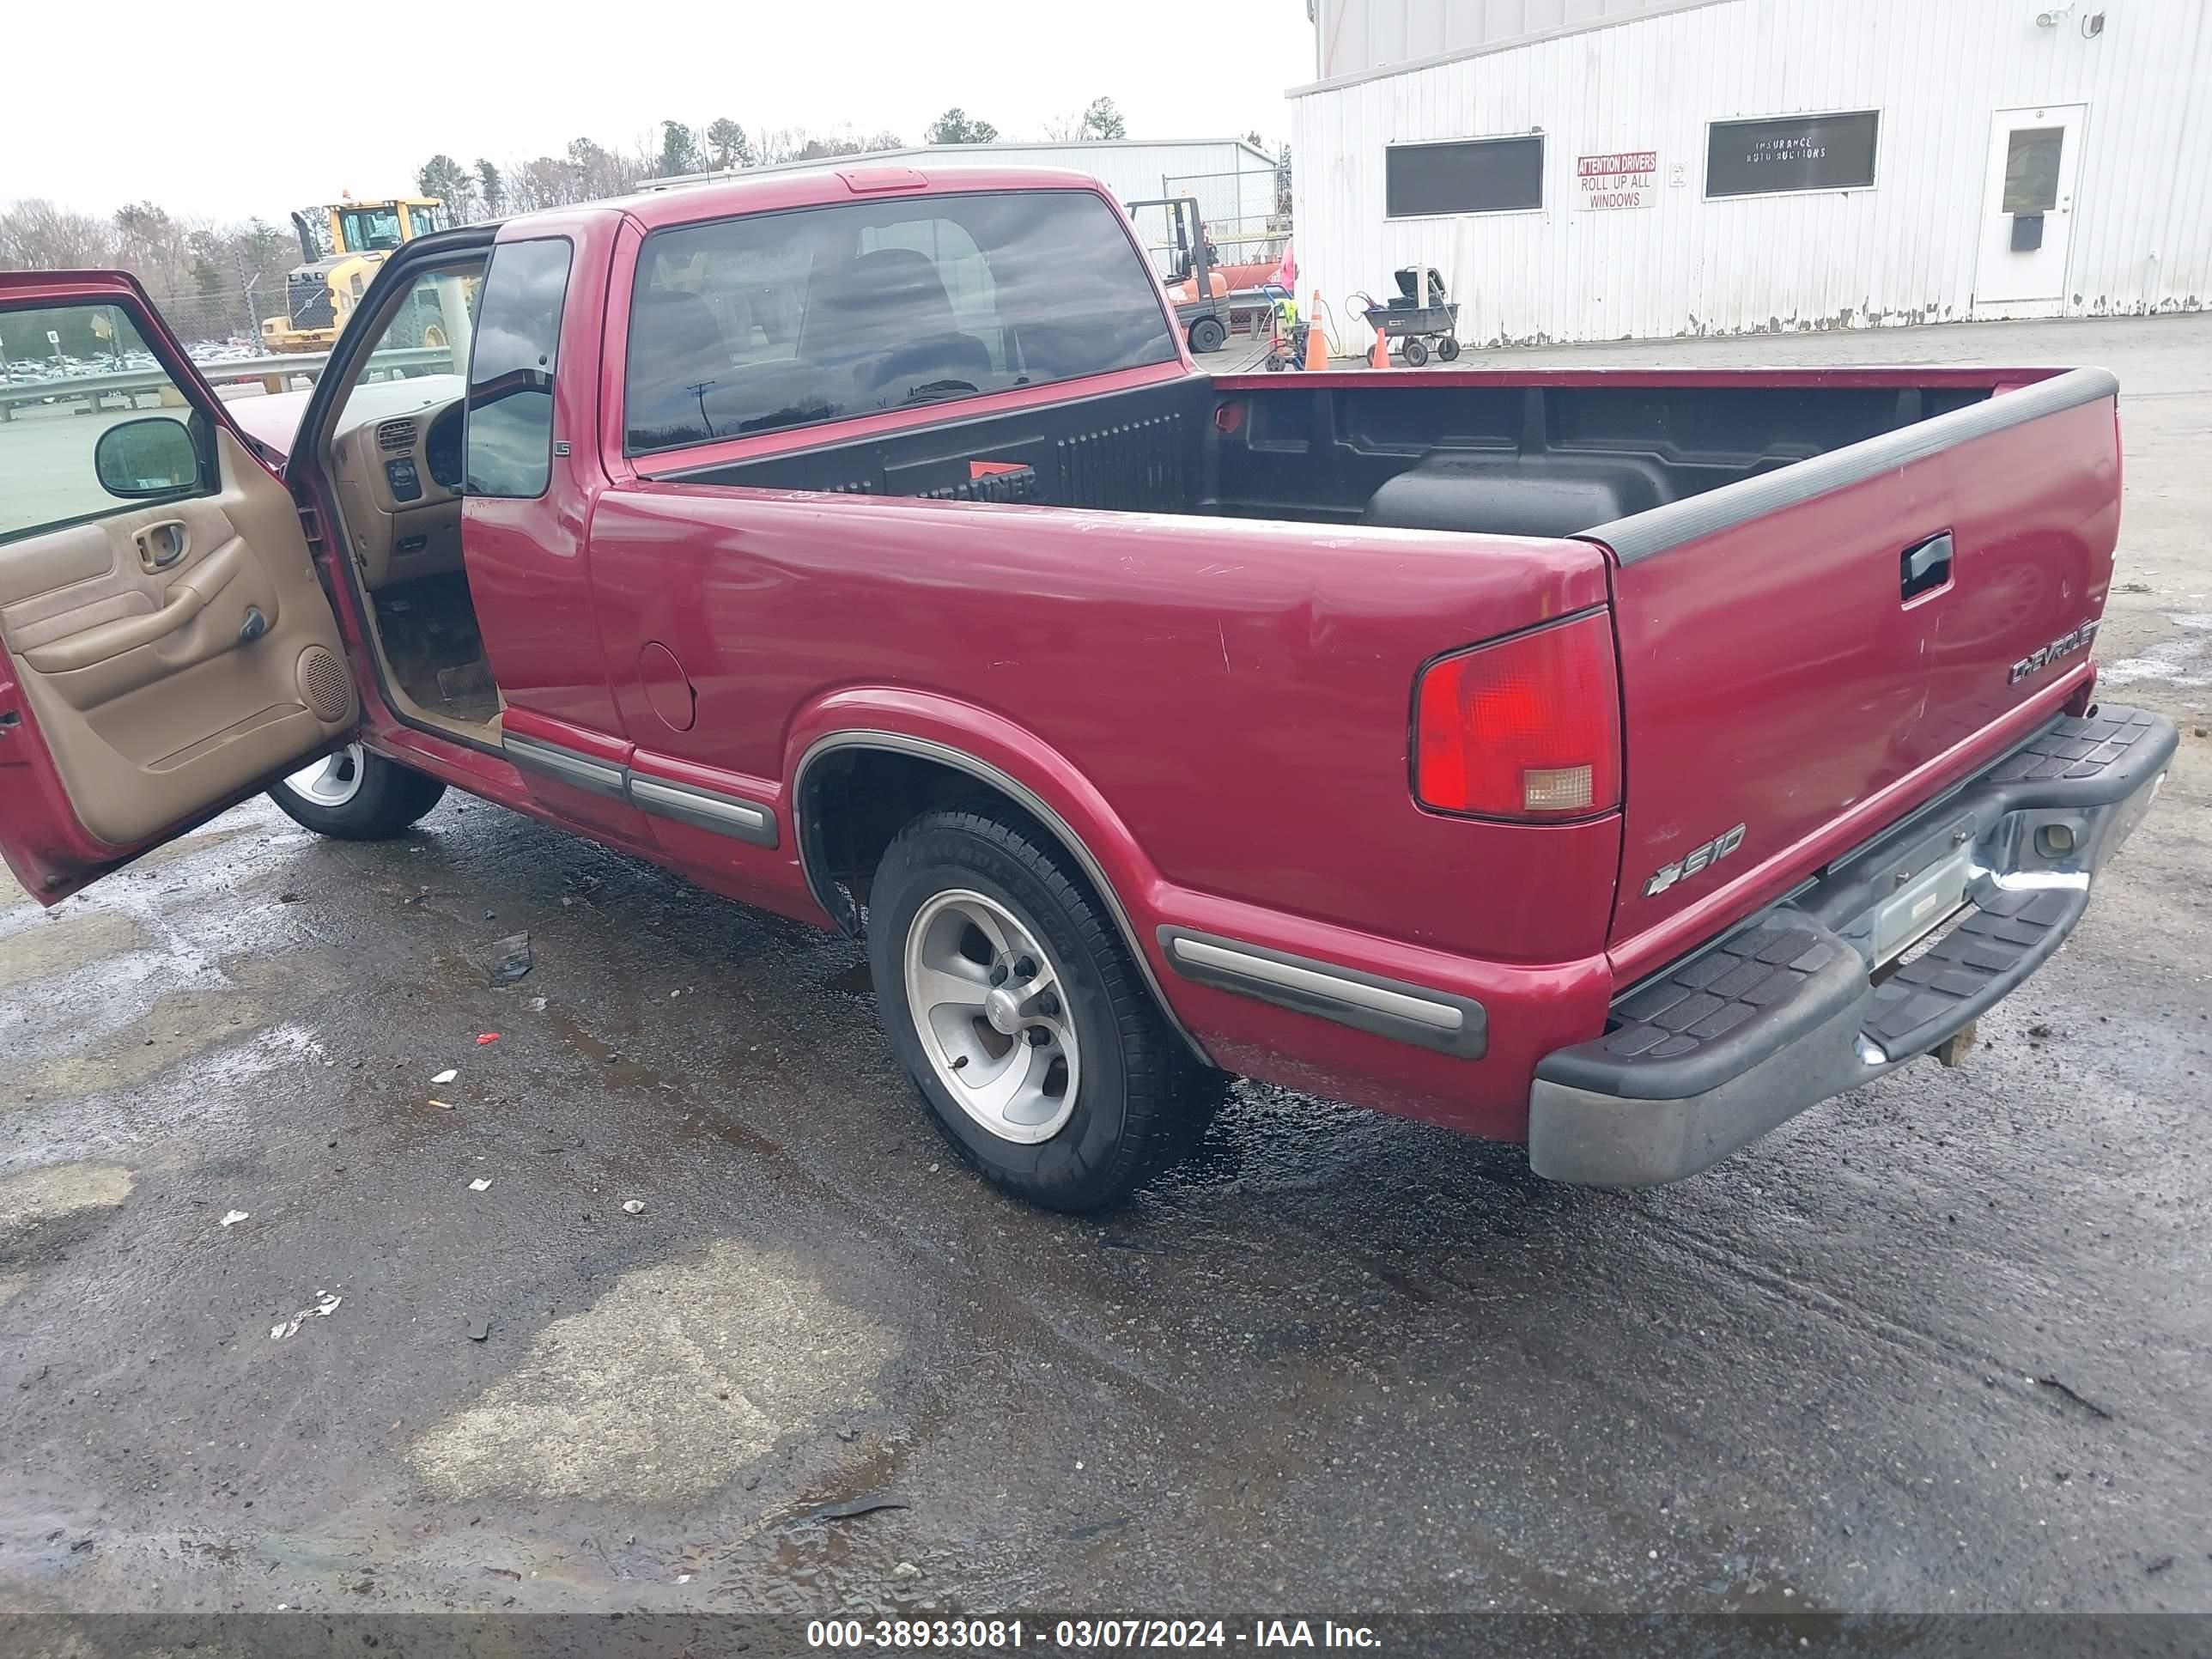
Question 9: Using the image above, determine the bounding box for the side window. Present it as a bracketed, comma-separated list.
[0, 301, 210, 545]
[344, 264, 477, 392]
[342, 207, 405, 252]
[464, 238, 573, 499]
[624, 190, 1178, 453]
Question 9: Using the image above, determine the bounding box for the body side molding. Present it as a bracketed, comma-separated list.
[1159, 927, 1489, 1059]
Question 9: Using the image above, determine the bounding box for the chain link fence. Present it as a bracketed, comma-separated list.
[1160, 167, 1291, 271]
[3, 281, 349, 373]
[144, 288, 275, 352]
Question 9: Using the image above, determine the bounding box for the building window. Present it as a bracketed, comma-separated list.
[2002, 127, 2063, 214]
[1385, 137, 1545, 218]
[1705, 111, 1880, 198]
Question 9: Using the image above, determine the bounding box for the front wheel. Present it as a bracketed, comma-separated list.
[1188, 316, 1226, 355]
[1401, 337, 1430, 367]
[1437, 335, 1461, 362]
[268, 743, 448, 840]
[869, 808, 1224, 1211]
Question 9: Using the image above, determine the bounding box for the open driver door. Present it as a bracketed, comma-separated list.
[0, 271, 358, 905]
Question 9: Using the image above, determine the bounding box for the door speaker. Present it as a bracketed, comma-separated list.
[296, 646, 355, 723]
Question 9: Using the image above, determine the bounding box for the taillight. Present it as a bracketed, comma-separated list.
[1414, 611, 1622, 818]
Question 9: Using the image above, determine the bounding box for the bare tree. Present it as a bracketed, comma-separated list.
[0, 199, 122, 270]
[567, 137, 636, 202]
[1, 197, 307, 344]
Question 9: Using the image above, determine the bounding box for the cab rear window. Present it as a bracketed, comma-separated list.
[624, 189, 1178, 454]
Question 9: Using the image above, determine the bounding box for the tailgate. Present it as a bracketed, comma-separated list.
[1595, 368, 2121, 956]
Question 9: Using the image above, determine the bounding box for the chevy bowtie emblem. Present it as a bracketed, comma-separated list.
[1644, 823, 1747, 898]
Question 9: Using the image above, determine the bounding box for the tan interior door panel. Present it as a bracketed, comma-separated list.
[0, 427, 357, 847]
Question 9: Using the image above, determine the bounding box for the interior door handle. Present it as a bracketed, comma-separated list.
[135, 520, 189, 570]
[1901, 532, 1954, 600]
[21, 538, 252, 673]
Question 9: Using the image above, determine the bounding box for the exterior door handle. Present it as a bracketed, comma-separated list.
[1901, 532, 1954, 600]
[134, 520, 188, 570]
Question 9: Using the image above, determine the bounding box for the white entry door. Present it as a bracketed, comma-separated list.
[1973, 106, 2086, 319]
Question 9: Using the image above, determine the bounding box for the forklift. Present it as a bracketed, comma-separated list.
[1127, 196, 1230, 356]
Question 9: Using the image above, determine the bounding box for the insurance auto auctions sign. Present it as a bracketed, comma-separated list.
[1577, 151, 1658, 210]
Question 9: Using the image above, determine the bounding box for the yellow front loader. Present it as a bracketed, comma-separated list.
[259, 197, 451, 354]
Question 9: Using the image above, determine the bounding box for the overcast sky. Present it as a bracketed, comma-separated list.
[4, 0, 1316, 223]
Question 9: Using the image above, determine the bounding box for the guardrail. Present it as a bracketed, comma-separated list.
[0, 346, 455, 421]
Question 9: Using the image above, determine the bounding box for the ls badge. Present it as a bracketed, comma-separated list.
[1644, 823, 1747, 898]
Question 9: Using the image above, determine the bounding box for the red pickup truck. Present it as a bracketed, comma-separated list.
[0, 166, 2173, 1210]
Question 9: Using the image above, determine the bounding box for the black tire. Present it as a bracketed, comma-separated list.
[1437, 335, 1461, 362]
[1188, 316, 1227, 355]
[869, 807, 1225, 1212]
[1402, 337, 1430, 367]
[267, 744, 448, 841]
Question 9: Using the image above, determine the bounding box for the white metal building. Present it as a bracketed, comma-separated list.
[1291, 0, 2212, 348]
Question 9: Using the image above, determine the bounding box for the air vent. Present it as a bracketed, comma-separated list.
[376, 419, 417, 453]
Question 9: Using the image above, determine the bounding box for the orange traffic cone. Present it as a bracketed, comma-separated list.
[1303, 294, 1328, 372]
[1368, 327, 1389, 370]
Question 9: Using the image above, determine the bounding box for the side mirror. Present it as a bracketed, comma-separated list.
[94, 416, 200, 499]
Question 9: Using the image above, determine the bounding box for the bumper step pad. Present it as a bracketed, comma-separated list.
[1600, 922, 1840, 1066]
[1983, 706, 2166, 787]
[1863, 886, 2081, 1057]
[1529, 702, 2177, 1185]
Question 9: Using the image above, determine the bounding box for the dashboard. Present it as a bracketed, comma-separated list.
[325, 374, 468, 590]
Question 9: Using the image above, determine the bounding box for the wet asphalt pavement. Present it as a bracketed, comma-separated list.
[2, 315, 2209, 1621]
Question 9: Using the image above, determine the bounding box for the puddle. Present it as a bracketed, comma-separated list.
[823, 961, 875, 997]
[0, 954, 339, 1108]
[0, 1162, 135, 1239]
[0, 911, 150, 993]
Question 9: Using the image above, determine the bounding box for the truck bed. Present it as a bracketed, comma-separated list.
[626, 361, 2120, 972]
[639, 365, 2024, 539]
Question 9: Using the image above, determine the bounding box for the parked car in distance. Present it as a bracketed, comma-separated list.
[0, 165, 2173, 1211]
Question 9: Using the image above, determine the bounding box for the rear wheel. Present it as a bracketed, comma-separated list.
[869, 807, 1224, 1211]
[269, 743, 448, 840]
[1188, 315, 1226, 355]
[1402, 337, 1431, 367]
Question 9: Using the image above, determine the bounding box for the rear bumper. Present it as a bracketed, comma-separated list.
[1528, 706, 2176, 1187]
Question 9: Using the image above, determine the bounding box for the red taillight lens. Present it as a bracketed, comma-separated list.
[1414, 612, 1622, 818]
